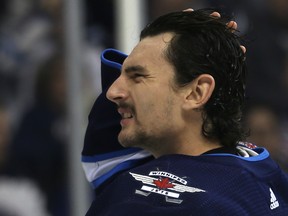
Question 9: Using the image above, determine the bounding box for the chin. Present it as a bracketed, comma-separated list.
[118, 134, 142, 148]
[118, 134, 134, 148]
[119, 140, 136, 148]
[118, 128, 151, 149]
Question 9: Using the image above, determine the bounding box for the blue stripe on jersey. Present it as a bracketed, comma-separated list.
[205, 147, 269, 161]
[101, 48, 127, 70]
[91, 158, 148, 189]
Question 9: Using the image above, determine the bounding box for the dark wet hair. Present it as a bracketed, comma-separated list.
[140, 9, 247, 147]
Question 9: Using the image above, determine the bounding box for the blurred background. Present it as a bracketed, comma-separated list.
[0, 0, 287, 215]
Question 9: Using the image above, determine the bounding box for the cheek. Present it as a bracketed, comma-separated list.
[145, 95, 177, 124]
[134, 96, 163, 126]
[133, 84, 179, 120]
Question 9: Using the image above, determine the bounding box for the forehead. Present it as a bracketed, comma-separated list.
[123, 33, 174, 68]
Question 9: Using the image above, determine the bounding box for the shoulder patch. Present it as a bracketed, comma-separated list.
[130, 171, 206, 204]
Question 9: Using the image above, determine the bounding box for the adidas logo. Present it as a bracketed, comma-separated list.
[270, 188, 279, 210]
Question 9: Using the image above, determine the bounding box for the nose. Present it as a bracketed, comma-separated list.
[106, 76, 127, 104]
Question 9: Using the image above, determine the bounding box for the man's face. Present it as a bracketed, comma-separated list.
[106, 33, 187, 155]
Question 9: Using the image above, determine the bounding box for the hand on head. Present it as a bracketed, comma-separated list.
[183, 8, 246, 54]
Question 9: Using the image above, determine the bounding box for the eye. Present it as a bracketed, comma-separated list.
[133, 73, 144, 78]
[129, 73, 146, 82]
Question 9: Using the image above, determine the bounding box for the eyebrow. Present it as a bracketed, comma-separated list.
[123, 65, 146, 74]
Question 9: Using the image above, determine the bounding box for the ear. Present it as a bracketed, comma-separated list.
[182, 74, 215, 110]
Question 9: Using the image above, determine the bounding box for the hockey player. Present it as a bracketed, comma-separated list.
[82, 9, 288, 215]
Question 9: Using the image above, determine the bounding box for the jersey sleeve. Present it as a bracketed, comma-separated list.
[81, 49, 152, 190]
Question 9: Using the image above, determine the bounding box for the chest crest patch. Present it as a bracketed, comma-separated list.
[129, 171, 206, 204]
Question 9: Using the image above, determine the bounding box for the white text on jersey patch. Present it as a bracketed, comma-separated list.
[130, 171, 206, 204]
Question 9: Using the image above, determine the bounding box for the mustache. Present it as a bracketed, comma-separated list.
[115, 102, 135, 112]
[117, 102, 130, 109]
[116, 102, 136, 114]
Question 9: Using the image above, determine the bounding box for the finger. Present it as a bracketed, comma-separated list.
[226, 21, 246, 53]
[240, 45, 246, 54]
[184, 10, 220, 18]
[182, 10, 246, 54]
[210, 12, 221, 18]
[227, 21, 237, 32]
[183, 8, 194, 12]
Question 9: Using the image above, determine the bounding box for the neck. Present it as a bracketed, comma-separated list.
[147, 115, 222, 158]
[150, 136, 222, 158]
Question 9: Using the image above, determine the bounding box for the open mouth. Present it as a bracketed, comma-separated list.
[119, 111, 134, 126]
[121, 112, 133, 119]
